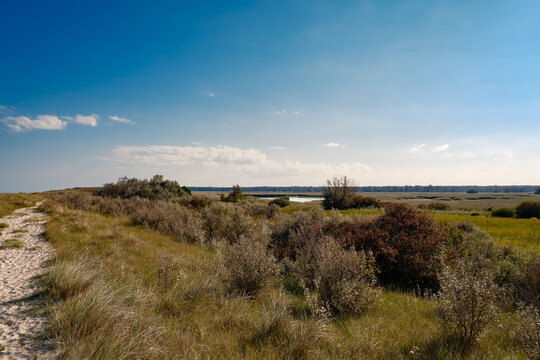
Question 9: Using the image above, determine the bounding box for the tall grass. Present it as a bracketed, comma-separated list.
[39, 195, 532, 359]
[436, 214, 540, 252]
[0, 192, 43, 217]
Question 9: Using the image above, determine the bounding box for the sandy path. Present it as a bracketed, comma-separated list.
[0, 203, 56, 359]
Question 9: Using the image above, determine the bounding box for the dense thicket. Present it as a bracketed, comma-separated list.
[94, 175, 190, 200]
[515, 201, 540, 219]
[322, 176, 381, 210]
[323, 203, 444, 291]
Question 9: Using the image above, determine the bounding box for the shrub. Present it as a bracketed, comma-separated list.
[49, 190, 94, 211]
[516, 201, 540, 219]
[180, 196, 211, 210]
[269, 197, 290, 208]
[266, 203, 281, 219]
[201, 202, 264, 244]
[322, 176, 356, 210]
[436, 256, 500, 345]
[290, 234, 379, 316]
[515, 255, 540, 309]
[323, 203, 444, 291]
[491, 207, 515, 218]
[240, 200, 280, 219]
[95, 174, 190, 200]
[351, 195, 381, 209]
[218, 233, 281, 296]
[130, 199, 205, 243]
[269, 208, 326, 259]
[535, 187, 540, 195]
[513, 304, 540, 360]
[221, 184, 245, 203]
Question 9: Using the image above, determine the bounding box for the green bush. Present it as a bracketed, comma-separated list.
[95, 175, 190, 200]
[201, 202, 264, 244]
[491, 207, 515, 218]
[130, 199, 205, 243]
[351, 195, 381, 209]
[515, 201, 540, 219]
[220, 185, 245, 203]
[269, 197, 290, 208]
[218, 233, 281, 296]
[436, 256, 500, 345]
[290, 235, 379, 316]
[513, 305, 540, 360]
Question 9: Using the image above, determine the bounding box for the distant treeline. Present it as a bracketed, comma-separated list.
[191, 185, 539, 193]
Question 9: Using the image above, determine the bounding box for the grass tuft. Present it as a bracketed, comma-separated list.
[0, 238, 25, 249]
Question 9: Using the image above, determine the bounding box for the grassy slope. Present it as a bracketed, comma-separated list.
[436, 214, 540, 252]
[43, 202, 525, 359]
[0, 193, 43, 218]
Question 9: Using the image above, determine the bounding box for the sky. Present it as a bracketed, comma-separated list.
[1, 0, 540, 192]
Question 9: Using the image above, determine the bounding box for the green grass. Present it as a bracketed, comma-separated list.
[0, 223, 7, 229]
[435, 214, 540, 252]
[0, 193, 43, 218]
[0, 238, 25, 250]
[41, 199, 528, 359]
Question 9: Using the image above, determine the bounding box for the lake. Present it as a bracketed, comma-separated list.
[256, 196, 324, 203]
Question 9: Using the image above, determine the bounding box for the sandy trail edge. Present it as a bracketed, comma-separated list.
[0, 202, 56, 359]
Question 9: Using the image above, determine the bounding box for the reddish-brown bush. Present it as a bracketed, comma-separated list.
[323, 203, 444, 291]
[269, 209, 326, 259]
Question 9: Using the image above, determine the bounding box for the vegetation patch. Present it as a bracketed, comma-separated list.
[0, 239, 25, 249]
[36, 182, 540, 359]
[0, 193, 42, 218]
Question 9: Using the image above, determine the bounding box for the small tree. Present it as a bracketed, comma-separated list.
[322, 176, 356, 210]
[221, 184, 245, 203]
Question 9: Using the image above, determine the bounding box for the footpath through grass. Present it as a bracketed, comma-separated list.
[436, 214, 540, 252]
[41, 201, 525, 359]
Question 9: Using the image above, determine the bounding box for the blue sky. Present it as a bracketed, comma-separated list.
[1, 0, 540, 191]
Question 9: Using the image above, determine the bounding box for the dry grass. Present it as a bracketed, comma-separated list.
[0, 193, 43, 217]
[38, 195, 532, 359]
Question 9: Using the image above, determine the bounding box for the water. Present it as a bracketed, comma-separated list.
[257, 196, 324, 203]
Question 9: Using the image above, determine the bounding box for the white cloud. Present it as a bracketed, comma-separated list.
[409, 143, 426, 152]
[64, 114, 99, 127]
[322, 142, 347, 148]
[1, 115, 67, 132]
[208, 92, 215, 97]
[104, 145, 371, 178]
[271, 146, 287, 150]
[432, 144, 450, 153]
[109, 115, 134, 124]
[110, 145, 267, 166]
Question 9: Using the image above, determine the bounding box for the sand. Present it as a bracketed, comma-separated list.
[0, 202, 56, 359]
